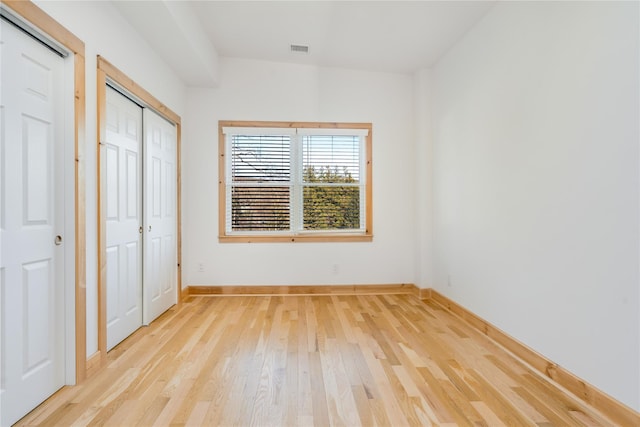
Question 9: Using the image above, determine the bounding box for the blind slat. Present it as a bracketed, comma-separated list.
[302, 135, 360, 184]
[231, 186, 290, 231]
[230, 134, 290, 182]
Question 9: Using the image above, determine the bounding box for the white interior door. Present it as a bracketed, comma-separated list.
[143, 109, 177, 324]
[0, 20, 66, 426]
[105, 87, 143, 351]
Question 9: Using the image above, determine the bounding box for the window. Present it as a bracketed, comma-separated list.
[219, 121, 373, 242]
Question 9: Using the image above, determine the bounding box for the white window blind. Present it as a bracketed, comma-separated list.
[301, 134, 363, 231]
[227, 134, 291, 232]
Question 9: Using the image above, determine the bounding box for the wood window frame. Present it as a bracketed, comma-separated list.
[95, 56, 183, 371]
[218, 121, 373, 243]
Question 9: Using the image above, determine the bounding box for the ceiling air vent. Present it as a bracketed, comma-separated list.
[290, 44, 309, 54]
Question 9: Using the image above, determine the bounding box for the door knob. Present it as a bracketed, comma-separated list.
[54, 235, 62, 245]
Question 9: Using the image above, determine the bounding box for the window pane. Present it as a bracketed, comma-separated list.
[302, 135, 360, 183]
[231, 186, 290, 231]
[231, 135, 290, 182]
[303, 186, 360, 230]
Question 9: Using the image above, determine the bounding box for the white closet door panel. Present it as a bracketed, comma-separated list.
[143, 108, 177, 324]
[126, 151, 138, 218]
[105, 246, 119, 327]
[105, 87, 143, 351]
[149, 236, 161, 300]
[23, 116, 51, 223]
[124, 241, 140, 315]
[0, 21, 66, 427]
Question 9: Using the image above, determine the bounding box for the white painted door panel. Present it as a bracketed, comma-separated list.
[105, 87, 143, 351]
[0, 21, 65, 426]
[143, 109, 177, 324]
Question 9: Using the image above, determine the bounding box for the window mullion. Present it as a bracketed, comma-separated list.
[359, 135, 366, 230]
[290, 133, 302, 233]
[225, 134, 232, 234]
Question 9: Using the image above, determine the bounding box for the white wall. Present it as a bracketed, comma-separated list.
[414, 69, 434, 289]
[33, 1, 187, 358]
[430, 1, 640, 409]
[183, 58, 416, 287]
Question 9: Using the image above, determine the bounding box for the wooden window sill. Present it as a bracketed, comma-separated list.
[218, 234, 373, 243]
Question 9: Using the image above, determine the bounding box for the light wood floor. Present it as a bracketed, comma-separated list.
[16, 294, 621, 426]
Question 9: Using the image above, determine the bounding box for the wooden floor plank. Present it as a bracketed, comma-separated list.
[15, 294, 626, 426]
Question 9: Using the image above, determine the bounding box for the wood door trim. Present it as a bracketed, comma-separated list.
[3, 0, 87, 383]
[96, 57, 182, 370]
[97, 57, 180, 124]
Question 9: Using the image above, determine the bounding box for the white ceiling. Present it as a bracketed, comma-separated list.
[114, 1, 495, 86]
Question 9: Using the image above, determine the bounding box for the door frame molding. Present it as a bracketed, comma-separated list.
[2, 1, 87, 383]
[96, 56, 182, 365]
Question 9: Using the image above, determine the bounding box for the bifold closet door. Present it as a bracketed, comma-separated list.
[142, 109, 177, 324]
[104, 88, 177, 350]
[0, 20, 66, 426]
[104, 87, 143, 351]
